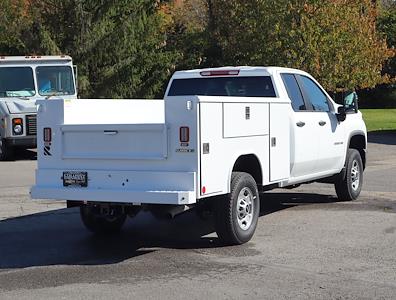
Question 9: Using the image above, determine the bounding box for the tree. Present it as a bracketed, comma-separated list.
[2, 0, 394, 97]
[171, 0, 393, 91]
[357, 0, 396, 108]
[0, 0, 32, 55]
[165, 0, 219, 69]
[1, 0, 178, 99]
[378, 1, 396, 78]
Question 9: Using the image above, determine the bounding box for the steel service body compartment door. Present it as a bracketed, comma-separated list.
[60, 123, 168, 161]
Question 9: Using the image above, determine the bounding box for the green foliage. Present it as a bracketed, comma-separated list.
[378, 2, 396, 78]
[0, 0, 31, 54]
[171, 0, 393, 92]
[0, 0, 394, 97]
[1, 0, 178, 98]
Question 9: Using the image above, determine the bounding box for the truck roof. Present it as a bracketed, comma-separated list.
[0, 55, 72, 63]
[172, 66, 310, 79]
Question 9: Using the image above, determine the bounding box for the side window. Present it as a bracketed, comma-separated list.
[281, 74, 306, 111]
[299, 76, 330, 112]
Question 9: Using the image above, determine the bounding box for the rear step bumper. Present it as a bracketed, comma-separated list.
[31, 187, 195, 205]
[31, 170, 197, 205]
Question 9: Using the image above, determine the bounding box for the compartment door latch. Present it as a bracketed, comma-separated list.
[271, 137, 276, 147]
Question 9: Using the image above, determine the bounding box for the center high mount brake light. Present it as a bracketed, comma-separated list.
[200, 70, 240, 77]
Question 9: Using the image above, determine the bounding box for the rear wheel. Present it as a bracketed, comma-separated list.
[0, 138, 13, 161]
[80, 205, 126, 234]
[335, 149, 363, 201]
[214, 172, 260, 245]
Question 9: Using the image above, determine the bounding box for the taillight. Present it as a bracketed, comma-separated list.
[179, 126, 189, 143]
[43, 127, 52, 142]
[200, 70, 240, 76]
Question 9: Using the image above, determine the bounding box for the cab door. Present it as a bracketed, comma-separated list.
[280, 74, 319, 179]
[297, 75, 345, 174]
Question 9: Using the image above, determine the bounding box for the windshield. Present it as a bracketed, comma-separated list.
[36, 66, 75, 96]
[168, 76, 276, 97]
[0, 67, 36, 97]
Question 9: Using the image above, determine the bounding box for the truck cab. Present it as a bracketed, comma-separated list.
[0, 56, 77, 160]
[31, 66, 367, 245]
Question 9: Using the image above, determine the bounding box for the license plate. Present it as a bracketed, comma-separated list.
[63, 171, 88, 187]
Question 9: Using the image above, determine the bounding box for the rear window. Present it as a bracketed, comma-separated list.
[168, 76, 276, 97]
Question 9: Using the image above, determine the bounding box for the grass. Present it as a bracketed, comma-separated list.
[360, 109, 396, 132]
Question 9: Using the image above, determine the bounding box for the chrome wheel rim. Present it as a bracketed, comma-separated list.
[236, 187, 255, 231]
[351, 160, 360, 191]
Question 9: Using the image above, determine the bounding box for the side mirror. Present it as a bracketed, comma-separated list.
[337, 106, 346, 122]
[343, 91, 358, 113]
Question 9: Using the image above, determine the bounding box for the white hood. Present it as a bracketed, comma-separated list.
[5, 99, 37, 114]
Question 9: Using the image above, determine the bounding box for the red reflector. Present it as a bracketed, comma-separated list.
[179, 126, 190, 143]
[43, 127, 52, 142]
[200, 70, 240, 76]
[202, 186, 206, 194]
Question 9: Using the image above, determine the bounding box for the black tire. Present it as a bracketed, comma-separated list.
[0, 138, 14, 161]
[335, 149, 363, 201]
[80, 205, 126, 234]
[214, 172, 260, 245]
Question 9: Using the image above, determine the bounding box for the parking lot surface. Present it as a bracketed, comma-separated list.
[0, 132, 395, 299]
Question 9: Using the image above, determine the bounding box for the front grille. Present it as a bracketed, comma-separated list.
[26, 114, 37, 136]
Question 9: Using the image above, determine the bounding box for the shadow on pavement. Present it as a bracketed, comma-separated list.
[368, 131, 396, 146]
[6, 148, 37, 161]
[0, 192, 335, 270]
[261, 191, 337, 214]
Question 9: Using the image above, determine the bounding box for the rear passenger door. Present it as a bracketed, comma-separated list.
[281, 74, 319, 179]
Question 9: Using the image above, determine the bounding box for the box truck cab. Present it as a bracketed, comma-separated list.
[0, 55, 77, 160]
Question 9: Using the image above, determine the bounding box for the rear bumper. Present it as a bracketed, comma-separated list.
[31, 187, 195, 205]
[31, 170, 197, 205]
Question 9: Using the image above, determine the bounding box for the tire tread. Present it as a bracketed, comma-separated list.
[335, 149, 363, 201]
[215, 172, 259, 245]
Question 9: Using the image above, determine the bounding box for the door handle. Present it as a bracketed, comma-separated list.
[296, 121, 305, 127]
[319, 121, 326, 126]
[104, 130, 118, 135]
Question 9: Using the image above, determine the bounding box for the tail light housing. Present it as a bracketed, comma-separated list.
[179, 126, 190, 143]
[43, 127, 52, 142]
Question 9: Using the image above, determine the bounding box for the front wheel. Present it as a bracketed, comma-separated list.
[214, 172, 260, 245]
[0, 138, 14, 161]
[80, 205, 127, 234]
[335, 149, 363, 201]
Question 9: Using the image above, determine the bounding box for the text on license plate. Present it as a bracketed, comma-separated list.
[63, 171, 88, 187]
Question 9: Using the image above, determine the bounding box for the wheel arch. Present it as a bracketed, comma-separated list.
[348, 131, 367, 169]
[228, 154, 263, 189]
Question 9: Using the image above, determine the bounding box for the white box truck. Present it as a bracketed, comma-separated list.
[0, 55, 77, 160]
[31, 67, 367, 245]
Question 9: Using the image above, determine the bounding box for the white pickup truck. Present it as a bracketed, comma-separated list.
[31, 67, 367, 245]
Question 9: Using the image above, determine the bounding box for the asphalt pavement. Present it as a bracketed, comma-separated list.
[0, 132, 395, 299]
